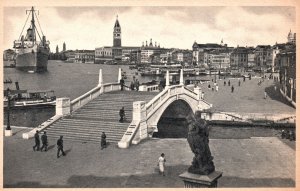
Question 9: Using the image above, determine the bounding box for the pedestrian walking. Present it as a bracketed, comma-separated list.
[238, 80, 241, 86]
[215, 84, 219, 92]
[224, 81, 226, 86]
[208, 84, 211, 89]
[243, 76, 246, 82]
[101, 132, 107, 150]
[228, 80, 230, 86]
[40, 131, 48, 152]
[33, 130, 40, 151]
[157, 153, 166, 176]
[119, 107, 125, 122]
[57, 136, 66, 158]
[120, 78, 125, 91]
[135, 79, 140, 91]
[231, 85, 234, 93]
[274, 86, 277, 91]
[130, 81, 135, 90]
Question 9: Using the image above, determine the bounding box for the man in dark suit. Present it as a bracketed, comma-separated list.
[40, 131, 48, 152]
[101, 132, 107, 150]
[57, 136, 66, 158]
[119, 107, 125, 122]
[33, 130, 40, 151]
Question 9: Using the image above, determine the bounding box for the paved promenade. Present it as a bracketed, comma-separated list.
[199, 77, 295, 114]
[4, 127, 295, 188]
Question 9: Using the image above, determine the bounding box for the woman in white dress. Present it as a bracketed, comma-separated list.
[158, 153, 166, 176]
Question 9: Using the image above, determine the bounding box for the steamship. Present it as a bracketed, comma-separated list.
[13, 7, 50, 73]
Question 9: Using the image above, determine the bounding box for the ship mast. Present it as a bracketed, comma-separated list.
[27, 6, 36, 43]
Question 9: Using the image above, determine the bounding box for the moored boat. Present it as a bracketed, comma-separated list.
[4, 89, 56, 108]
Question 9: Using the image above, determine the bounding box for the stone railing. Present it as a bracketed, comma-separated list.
[146, 85, 184, 115]
[71, 82, 120, 112]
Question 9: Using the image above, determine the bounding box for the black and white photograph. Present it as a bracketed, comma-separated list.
[2, 0, 298, 189]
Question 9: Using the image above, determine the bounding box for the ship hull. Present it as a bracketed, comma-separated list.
[15, 46, 49, 72]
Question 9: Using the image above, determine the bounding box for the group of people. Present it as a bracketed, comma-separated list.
[130, 79, 140, 91]
[33, 130, 65, 158]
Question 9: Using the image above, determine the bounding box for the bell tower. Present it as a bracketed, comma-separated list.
[112, 15, 122, 61]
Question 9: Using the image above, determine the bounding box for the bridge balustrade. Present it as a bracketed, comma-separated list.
[71, 83, 121, 112]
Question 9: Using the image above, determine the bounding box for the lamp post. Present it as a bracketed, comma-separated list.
[6, 88, 11, 130]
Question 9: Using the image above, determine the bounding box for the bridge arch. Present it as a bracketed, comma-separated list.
[153, 99, 194, 138]
[146, 95, 198, 135]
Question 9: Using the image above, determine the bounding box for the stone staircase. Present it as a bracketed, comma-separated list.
[44, 91, 158, 144]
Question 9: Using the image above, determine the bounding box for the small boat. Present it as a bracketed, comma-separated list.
[4, 89, 56, 108]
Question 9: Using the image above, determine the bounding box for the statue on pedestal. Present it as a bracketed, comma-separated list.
[186, 111, 215, 175]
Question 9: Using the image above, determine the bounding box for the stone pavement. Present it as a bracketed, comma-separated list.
[199, 77, 295, 114]
[4, 128, 295, 188]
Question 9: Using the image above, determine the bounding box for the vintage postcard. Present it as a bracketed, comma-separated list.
[1, 0, 298, 189]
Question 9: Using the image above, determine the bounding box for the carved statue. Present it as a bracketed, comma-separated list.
[186, 111, 215, 175]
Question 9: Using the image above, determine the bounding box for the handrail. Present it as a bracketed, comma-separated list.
[71, 82, 122, 112]
[71, 86, 101, 105]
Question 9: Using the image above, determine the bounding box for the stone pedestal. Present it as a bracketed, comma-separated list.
[179, 171, 222, 188]
[5, 129, 13, 137]
[56, 98, 71, 116]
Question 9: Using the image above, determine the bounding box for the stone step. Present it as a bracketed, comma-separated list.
[71, 113, 132, 119]
[52, 121, 129, 128]
[46, 128, 125, 136]
[46, 133, 122, 143]
[73, 109, 133, 114]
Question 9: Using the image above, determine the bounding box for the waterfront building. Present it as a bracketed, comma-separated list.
[230, 46, 248, 71]
[140, 39, 164, 64]
[247, 48, 256, 68]
[159, 53, 168, 64]
[95, 46, 113, 64]
[3, 49, 16, 61]
[129, 49, 141, 64]
[287, 29, 296, 44]
[254, 45, 272, 71]
[172, 50, 193, 66]
[122, 47, 140, 63]
[56, 45, 59, 54]
[192, 40, 231, 66]
[64, 50, 75, 62]
[74, 50, 95, 63]
[208, 50, 231, 70]
[112, 16, 122, 62]
[277, 44, 296, 105]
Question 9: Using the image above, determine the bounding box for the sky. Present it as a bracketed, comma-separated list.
[3, 6, 296, 51]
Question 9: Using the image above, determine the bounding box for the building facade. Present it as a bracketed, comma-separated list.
[74, 50, 95, 63]
[287, 29, 296, 44]
[277, 45, 296, 105]
[230, 47, 248, 70]
[95, 47, 113, 64]
[192, 40, 232, 67]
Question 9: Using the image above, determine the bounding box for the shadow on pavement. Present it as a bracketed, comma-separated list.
[47, 144, 56, 151]
[265, 85, 293, 107]
[4, 164, 295, 188]
[65, 148, 72, 155]
[219, 176, 295, 187]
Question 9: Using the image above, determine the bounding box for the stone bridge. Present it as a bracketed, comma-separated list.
[22, 69, 211, 148]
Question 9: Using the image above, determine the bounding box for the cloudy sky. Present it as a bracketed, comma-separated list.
[3, 6, 295, 51]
